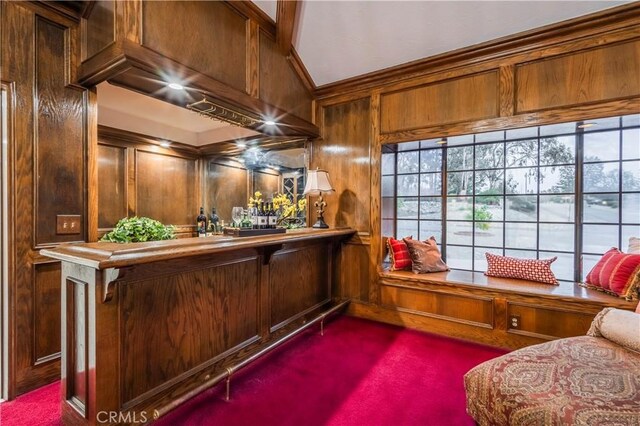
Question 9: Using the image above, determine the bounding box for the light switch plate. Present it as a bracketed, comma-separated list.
[56, 215, 81, 235]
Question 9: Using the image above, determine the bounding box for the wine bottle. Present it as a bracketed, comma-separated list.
[258, 202, 268, 230]
[265, 202, 271, 229]
[268, 202, 277, 229]
[196, 207, 207, 237]
[209, 207, 219, 232]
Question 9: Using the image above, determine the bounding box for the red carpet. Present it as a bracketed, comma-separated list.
[0, 316, 506, 426]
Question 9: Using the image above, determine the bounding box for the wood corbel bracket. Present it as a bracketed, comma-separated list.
[102, 267, 124, 303]
[261, 244, 283, 265]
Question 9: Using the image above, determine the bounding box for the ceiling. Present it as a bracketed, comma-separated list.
[253, 1, 629, 87]
[97, 82, 260, 146]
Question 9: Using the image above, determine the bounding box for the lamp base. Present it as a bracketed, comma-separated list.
[311, 218, 329, 229]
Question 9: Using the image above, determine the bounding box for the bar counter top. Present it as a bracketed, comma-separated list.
[42, 227, 356, 270]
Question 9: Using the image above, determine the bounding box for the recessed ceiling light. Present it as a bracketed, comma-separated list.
[160, 141, 171, 148]
[578, 123, 597, 129]
[263, 120, 276, 126]
[435, 139, 447, 145]
[272, 165, 281, 171]
[236, 141, 246, 148]
[237, 158, 245, 163]
[167, 82, 184, 90]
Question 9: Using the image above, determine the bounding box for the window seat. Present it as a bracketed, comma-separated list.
[358, 269, 639, 350]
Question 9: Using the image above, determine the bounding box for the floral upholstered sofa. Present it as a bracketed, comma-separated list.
[464, 307, 640, 425]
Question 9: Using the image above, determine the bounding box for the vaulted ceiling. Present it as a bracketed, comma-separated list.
[253, 0, 630, 87]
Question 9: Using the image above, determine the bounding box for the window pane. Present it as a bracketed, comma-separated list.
[540, 122, 576, 136]
[505, 196, 538, 222]
[447, 171, 473, 195]
[446, 197, 473, 220]
[420, 197, 441, 220]
[475, 143, 504, 169]
[583, 116, 620, 131]
[475, 169, 504, 194]
[622, 225, 640, 250]
[419, 221, 442, 242]
[583, 194, 619, 224]
[506, 127, 537, 139]
[382, 176, 394, 197]
[446, 245, 472, 269]
[540, 136, 575, 165]
[382, 153, 395, 175]
[397, 151, 419, 173]
[420, 149, 442, 172]
[397, 220, 418, 238]
[622, 193, 640, 223]
[474, 247, 502, 272]
[382, 197, 394, 219]
[475, 197, 503, 221]
[421, 138, 442, 148]
[397, 175, 419, 196]
[505, 222, 537, 250]
[475, 222, 503, 247]
[505, 249, 537, 259]
[583, 224, 618, 254]
[398, 141, 420, 151]
[539, 224, 574, 251]
[540, 251, 574, 281]
[539, 195, 575, 223]
[622, 161, 640, 191]
[382, 219, 394, 238]
[447, 146, 473, 171]
[447, 222, 473, 245]
[622, 114, 640, 127]
[584, 131, 620, 162]
[506, 140, 538, 167]
[397, 197, 418, 219]
[622, 129, 640, 160]
[475, 131, 504, 143]
[420, 173, 441, 196]
[540, 165, 575, 193]
[448, 134, 474, 146]
[583, 162, 619, 193]
[506, 167, 538, 194]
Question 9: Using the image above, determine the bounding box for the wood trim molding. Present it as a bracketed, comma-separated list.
[276, 0, 298, 54]
[314, 2, 640, 99]
[225, 0, 276, 38]
[246, 19, 260, 98]
[98, 125, 200, 158]
[288, 48, 316, 93]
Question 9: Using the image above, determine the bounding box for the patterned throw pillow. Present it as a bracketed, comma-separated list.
[485, 253, 558, 285]
[582, 248, 640, 300]
[387, 236, 412, 271]
[403, 237, 449, 274]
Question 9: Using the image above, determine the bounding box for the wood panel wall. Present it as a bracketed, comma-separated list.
[97, 128, 200, 237]
[1, 1, 89, 397]
[312, 5, 640, 331]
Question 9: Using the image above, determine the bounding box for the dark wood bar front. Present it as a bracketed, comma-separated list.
[41, 228, 355, 425]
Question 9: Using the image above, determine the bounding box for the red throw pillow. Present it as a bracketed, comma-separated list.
[485, 253, 558, 285]
[582, 248, 640, 300]
[387, 236, 412, 271]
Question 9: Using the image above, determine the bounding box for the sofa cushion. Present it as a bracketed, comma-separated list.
[588, 307, 640, 353]
[403, 237, 448, 274]
[582, 248, 640, 300]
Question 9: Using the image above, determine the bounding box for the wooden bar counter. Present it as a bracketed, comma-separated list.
[42, 228, 355, 425]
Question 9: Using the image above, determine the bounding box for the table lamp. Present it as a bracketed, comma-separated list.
[303, 169, 335, 229]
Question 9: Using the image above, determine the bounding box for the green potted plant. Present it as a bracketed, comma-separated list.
[100, 217, 176, 243]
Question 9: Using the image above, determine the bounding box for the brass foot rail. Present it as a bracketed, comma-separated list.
[156, 300, 351, 417]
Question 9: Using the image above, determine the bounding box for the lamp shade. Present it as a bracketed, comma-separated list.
[303, 169, 335, 196]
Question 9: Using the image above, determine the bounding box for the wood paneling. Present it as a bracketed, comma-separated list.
[259, 32, 313, 121]
[253, 170, 280, 199]
[207, 162, 248, 224]
[381, 284, 493, 328]
[3, 1, 88, 396]
[120, 256, 259, 404]
[315, 98, 372, 232]
[338, 242, 370, 302]
[380, 71, 499, 133]
[35, 17, 86, 246]
[515, 40, 640, 113]
[507, 303, 595, 340]
[141, 0, 247, 92]
[97, 144, 126, 229]
[275, 0, 298, 53]
[84, 0, 114, 60]
[33, 263, 62, 364]
[136, 151, 197, 227]
[270, 244, 329, 330]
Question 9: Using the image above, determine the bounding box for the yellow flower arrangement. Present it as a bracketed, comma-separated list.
[248, 191, 263, 207]
[251, 191, 306, 226]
